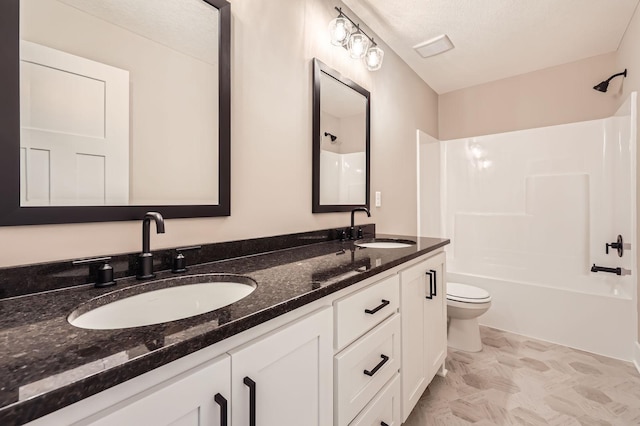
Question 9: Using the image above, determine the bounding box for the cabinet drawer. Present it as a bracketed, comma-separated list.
[335, 314, 401, 426]
[349, 374, 401, 426]
[334, 274, 399, 350]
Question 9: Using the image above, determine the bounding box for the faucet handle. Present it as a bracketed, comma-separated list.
[172, 252, 187, 273]
[171, 245, 202, 273]
[72, 256, 116, 288]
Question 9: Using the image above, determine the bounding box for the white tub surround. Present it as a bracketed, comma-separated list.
[420, 92, 637, 361]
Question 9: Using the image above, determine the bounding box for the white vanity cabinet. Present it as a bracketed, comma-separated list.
[27, 308, 332, 426]
[23, 247, 450, 426]
[399, 251, 447, 422]
[333, 275, 401, 426]
[87, 355, 231, 426]
[229, 307, 333, 426]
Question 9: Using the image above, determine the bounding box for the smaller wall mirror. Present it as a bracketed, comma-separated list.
[312, 59, 370, 213]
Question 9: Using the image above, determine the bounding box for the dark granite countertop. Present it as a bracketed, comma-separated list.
[0, 232, 449, 425]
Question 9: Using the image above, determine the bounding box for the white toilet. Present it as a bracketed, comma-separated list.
[446, 282, 491, 352]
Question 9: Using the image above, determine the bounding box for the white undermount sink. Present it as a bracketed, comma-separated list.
[354, 238, 416, 249]
[68, 274, 257, 330]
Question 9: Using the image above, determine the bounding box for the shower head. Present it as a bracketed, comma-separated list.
[593, 81, 609, 92]
[324, 132, 337, 142]
[593, 69, 627, 92]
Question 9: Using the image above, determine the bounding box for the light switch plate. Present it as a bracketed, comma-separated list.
[375, 191, 381, 207]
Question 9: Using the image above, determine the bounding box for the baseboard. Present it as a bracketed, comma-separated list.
[634, 341, 640, 375]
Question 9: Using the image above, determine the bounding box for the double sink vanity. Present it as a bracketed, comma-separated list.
[0, 225, 449, 425]
[0, 0, 450, 424]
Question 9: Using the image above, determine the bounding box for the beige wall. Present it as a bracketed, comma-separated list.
[615, 5, 640, 343]
[0, 0, 438, 267]
[338, 114, 366, 154]
[439, 52, 620, 140]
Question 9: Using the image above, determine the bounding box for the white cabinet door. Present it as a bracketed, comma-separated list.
[399, 252, 447, 422]
[424, 252, 447, 382]
[87, 354, 231, 426]
[230, 307, 333, 426]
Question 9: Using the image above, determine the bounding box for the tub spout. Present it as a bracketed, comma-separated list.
[591, 264, 622, 275]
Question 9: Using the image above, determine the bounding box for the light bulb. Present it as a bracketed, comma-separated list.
[328, 17, 352, 46]
[348, 33, 369, 59]
[364, 46, 384, 71]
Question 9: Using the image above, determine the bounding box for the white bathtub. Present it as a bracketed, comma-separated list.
[447, 270, 634, 360]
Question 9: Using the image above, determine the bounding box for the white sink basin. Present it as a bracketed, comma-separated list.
[355, 238, 416, 249]
[69, 274, 256, 330]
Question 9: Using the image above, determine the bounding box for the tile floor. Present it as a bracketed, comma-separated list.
[404, 327, 640, 425]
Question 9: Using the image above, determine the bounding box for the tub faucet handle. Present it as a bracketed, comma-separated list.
[606, 235, 624, 257]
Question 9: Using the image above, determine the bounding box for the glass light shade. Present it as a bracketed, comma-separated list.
[328, 17, 353, 46]
[348, 33, 370, 59]
[364, 46, 384, 71]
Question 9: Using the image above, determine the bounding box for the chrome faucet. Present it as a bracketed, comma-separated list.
[137, 211, 165, 279]
[350, 207, 371, 240]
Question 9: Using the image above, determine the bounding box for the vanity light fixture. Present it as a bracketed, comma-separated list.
[328, 13, 353, 46]
[328, 7, 384, 71]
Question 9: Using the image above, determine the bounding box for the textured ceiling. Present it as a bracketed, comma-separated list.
[342, 0, 640, 94]
[58, 0, 219, 65]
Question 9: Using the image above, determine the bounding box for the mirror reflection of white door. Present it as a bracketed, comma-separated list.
[20, 40, 129, 206]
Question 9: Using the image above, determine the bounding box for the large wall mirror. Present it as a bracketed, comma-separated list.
[0, 0, 230, 225]
[312, 59, 370, 213]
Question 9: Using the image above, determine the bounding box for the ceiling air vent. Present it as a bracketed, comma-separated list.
[413, 34, 454, 58]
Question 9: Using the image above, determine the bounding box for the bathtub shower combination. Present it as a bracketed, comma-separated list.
[419, 93, 637, 360]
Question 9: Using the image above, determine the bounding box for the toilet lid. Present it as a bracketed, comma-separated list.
[446, 282, 491, 303]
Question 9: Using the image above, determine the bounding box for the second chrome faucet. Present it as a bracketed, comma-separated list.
[137, 211, 165, 279]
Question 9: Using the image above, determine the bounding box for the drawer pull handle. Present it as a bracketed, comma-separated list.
[214, 393, 228, 426]
[364, 354, 390, 376]
[243, 377, 256, 426]
[430, 269, 437, 297]
[425, 270, 433, 299]
[365, 299, 390, 315]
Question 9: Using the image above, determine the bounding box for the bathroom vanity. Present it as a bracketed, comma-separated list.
[0, 228, 449, 425]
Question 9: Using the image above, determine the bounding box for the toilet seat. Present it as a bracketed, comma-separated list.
[446, 282, 491, 303]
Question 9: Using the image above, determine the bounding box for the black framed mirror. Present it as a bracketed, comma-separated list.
[312, 58, 370, 213]
[0, 0, 230, 225]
